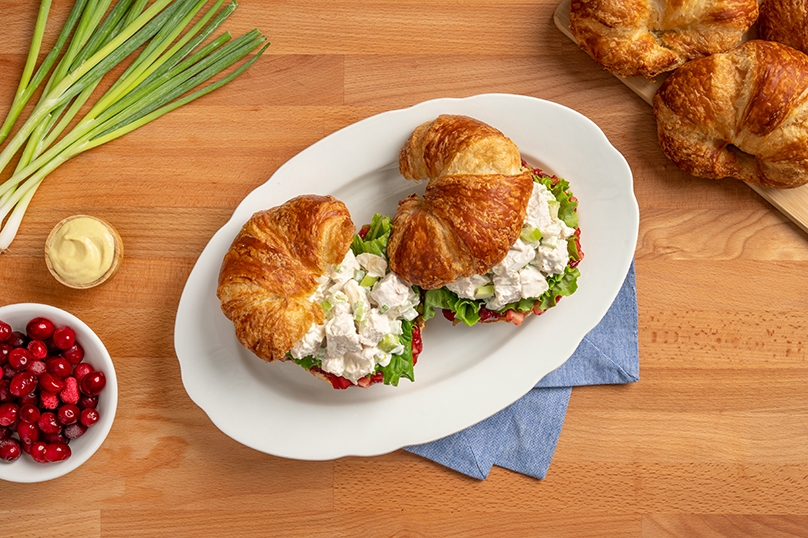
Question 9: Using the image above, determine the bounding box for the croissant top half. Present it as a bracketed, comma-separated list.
[387, 115, 534, 290]
[216, 195, 355, 362]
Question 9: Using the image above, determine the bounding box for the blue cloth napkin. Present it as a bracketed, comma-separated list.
[406, 262, 639, 480]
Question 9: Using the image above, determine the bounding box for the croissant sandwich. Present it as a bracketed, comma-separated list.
[217, 195, 424, 389]
[569, 0, 758, 79]
[388, 115, 583, 326]
[653, 40, 808, 189]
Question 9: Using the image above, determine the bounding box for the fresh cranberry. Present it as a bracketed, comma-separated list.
[7, 331, 27, 349]
[51, 326, 75, 350]
[26, 360, 47, 377]
[0, 425, 10, 440]
[60, 344, 84, 365]
[44, 442, 71, 462]
[20, 440, 33, 454]
[80, 371, 105, 396]
[60, 377, 79, 405]
[57, 404, 80, 425]
[80, 408, 100, 427]
[0, 380, 11, 403]
[64, 423, 87, 439]
[17, 421, 39, 444]
[9, 372, 37, 397]
[26, 317, 55, 341]
[8, 348, 31, 370]
[39, 373, 65, 394]
[27, 340, 48, 360]
[72, 362, 93, 381]
[78, 395, 98, 409]
[37, 412, 61, 435]
[0, 321, 10, 342]
[0, 438, 21, 462]
[39, 391, 60, 410]
[0, 402, 18, 426]
[30, 441, 49, 463]
[19, 403, 40, 423]
[0, 343, 11, 366]
[46, 357, 72, 378]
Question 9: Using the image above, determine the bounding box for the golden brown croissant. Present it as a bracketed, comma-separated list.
[569, 0, 758, 79]
[653, 40, 808, 189]
[387, 115, 534, 290]
[759, 0, 808, 54]
[217, 195, 355, 363]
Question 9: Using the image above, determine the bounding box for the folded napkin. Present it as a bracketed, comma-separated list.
[406, 262, 639, 480]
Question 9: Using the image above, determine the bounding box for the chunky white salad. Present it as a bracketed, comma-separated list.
[421, 165, 582, 325]
[288, 215, 422, 389]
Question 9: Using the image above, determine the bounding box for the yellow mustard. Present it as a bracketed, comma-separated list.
[49, 217, 116, 285]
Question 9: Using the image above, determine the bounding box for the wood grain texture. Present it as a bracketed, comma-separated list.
[1, 1, 807, 537]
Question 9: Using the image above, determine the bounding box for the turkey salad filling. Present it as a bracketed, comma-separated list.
[288, 215, 421, 387]
[420, 166, 582, 326]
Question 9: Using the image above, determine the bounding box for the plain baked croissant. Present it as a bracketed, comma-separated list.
[653, 40, 808, 189]
[387, 114, 535, 290]
[569, 0, 758, 79]
[217, 195, 355, 363]
[759, 0, 808, 55]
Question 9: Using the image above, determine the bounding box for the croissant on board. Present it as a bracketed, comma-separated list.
[387, 115, 535, 290]
[653, 40, 808, 189]
[569, 0, 758, 79]
[759, 0, 808, 55]
[218, 196, 424, 389]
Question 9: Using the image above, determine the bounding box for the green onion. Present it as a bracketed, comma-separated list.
[0, 0, 268, 251]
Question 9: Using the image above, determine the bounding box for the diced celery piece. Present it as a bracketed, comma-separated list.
[379, 334, 400, 352]
[360, 274, 379, 288]
[548, 200, 560, 219]
[475, 284, 495, 299]
[520, 225, 542, 244]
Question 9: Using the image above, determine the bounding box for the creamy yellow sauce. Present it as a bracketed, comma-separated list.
[49, 217, 115, 284]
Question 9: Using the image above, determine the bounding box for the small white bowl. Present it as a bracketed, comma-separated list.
[0, 303, 117, 483]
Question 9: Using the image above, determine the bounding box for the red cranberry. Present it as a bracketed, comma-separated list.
[0, 425, 11, 440]
[17, 421, 39, 444]
[0, 321, 10, 342]
[80, 408, 100, 427]
[0, 438, 21, 462]
[20, 440, 33, 454]
[19, 403, 40, 423]
[57, 404, 80, 425]
[0, 343, 11, 366]
[64, 423, 87, 439]
[78, 394, 98, 409]
[0, 402, 18, 426]
[60, 344, 85, 365]
[9, 372, 37, 397]
[26, 317, 55, 341]
[30, 441, 49, 463]
[44, 442, 71, 462]
[26, 360, 47, 377]
[60, 377, 79, 405]
[46, 357, 72, 378]
[80, 371, 106, 396]
[39, 391, 60, 410]
[52, 326, 75, 350]
[39, 373, 65, 394]
[8, 348, 31, 370]
[7, 331, 27, 348]
[0, 380, 11, 403]
[72, 362, 93, 381]
[37, 412, 61, 435]
[27, 340, 48, 360]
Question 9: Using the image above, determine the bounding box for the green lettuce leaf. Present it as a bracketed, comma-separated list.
[351, 213, 392, 258]
[375, 319, 415, 386]
[420, 287, 482, 326]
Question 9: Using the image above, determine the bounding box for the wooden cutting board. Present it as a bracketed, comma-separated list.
[554, 0, 808, 236]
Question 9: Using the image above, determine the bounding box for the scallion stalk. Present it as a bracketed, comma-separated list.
[0, 0, 267, 252]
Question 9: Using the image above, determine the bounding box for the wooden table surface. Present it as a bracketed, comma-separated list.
[2, 1, 808, 536]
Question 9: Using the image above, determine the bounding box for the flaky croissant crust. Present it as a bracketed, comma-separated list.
[653, 40, 808, 189]
[569, 0, 758, 79]
[388, 115, 534, 290]
[759, 0, 808, 55]
[216, 195, 355, 362]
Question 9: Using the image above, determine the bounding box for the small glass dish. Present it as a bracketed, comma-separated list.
[44, 215, 123, 289]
